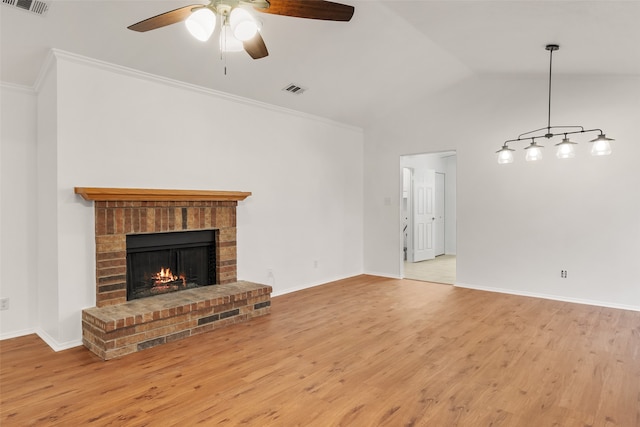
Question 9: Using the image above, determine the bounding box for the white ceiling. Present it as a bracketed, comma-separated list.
[2, 0, 640, 128]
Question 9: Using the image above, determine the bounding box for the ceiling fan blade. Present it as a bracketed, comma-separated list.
[243, 32, 269, 59]
[255, 0, 354, 21]
[128, 5, 203, 32]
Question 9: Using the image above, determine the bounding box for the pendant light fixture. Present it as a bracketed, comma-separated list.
[497, 44, 614, 164]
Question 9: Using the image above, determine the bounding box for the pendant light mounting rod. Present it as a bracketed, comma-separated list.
[545, 44, 559, 137]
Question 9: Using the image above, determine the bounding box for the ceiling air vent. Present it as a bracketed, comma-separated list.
[2, 0, 49, 16]
[282, 84, 307, 95]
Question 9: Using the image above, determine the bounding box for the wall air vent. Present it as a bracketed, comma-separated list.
[2, 0, 49, 16]
[282, 84, 307, 95]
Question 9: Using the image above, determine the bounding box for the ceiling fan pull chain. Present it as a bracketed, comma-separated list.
[220, 17, 228, 76]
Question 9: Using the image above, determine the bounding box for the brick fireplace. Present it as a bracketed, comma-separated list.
[76, 188, 272, 359]
[91, 200, 239, 307]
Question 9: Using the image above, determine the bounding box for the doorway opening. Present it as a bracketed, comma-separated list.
[401, 151, 456, 284]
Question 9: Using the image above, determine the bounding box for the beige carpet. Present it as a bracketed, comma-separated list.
[403, 254, 456, 284]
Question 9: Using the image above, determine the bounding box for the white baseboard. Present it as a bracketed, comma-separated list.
[455, 282, 640, 312]
[35, 328, 83, 352]
[362, 270, 402, 280]
[1, 328, 82, 351]
[270, 273, 364, 298]
[0, 327, 36, 341]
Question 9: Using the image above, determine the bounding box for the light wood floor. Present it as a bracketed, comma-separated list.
[1, 275, 639, 426]
[404, 255, 456, 284]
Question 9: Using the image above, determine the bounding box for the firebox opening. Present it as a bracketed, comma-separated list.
[126, 230, 216, 301]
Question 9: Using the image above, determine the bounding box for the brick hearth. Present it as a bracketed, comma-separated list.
[83, 281, 271, 360]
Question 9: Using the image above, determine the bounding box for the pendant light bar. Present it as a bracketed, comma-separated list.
[497, 44, 614, 164]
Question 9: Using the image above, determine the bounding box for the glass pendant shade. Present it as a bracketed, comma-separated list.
[590, 134, 613, 156]
[555, 137, 577, 159]
[220, 26, 244, 52]
[524, 142, 544, 162]
[496, 146, 515, 164]
[230, 8, 258, 41]
[186, 8, 216, 42]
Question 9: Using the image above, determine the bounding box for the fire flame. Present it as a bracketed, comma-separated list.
[152, 267, 177, 284]
[151, 268, 187, 286]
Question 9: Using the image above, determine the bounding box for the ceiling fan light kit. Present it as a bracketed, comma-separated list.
[230, 7, 258, 41]
[497, 44, 614, 164]
[220, 26, 244, 52]
[185, 7, 216, 41]
[128, 0, 355, 60]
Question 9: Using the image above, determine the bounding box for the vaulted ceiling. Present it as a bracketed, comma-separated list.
[2, 1, 639, 128]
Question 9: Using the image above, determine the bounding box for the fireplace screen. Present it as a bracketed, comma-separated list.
[126, 230, 216, 301]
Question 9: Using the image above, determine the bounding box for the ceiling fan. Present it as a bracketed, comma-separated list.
[128, 0, 355, 60]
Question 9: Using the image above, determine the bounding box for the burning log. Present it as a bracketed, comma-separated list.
[151, 268, 186, 286]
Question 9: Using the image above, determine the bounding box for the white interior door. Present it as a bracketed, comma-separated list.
[435, 172, 445, 256]
[412, 169, 435, 262]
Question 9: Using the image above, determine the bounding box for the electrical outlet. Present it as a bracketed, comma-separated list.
[267, 268, 274, 277]
[0, 298, 9, 311]
[314, 260, 318, 268]
[560, 270, 568, 279]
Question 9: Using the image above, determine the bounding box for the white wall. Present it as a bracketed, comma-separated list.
[1, 50, 364, 348]
[365, 74, 640, 310]
[0, 85, 38, 339]
[444, 155, 456, 254]
[35, 65, 65, 346]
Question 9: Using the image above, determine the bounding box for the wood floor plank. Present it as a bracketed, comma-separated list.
[1, 275, 639, 426]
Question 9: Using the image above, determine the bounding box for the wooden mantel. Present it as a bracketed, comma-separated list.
[74, 187, 251, 202]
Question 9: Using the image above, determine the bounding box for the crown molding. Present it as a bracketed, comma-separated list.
[32, 48, 57, 93]
[0, 81, 36, 95]
[37, 49, 362, 134]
